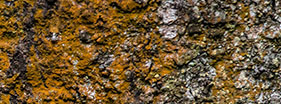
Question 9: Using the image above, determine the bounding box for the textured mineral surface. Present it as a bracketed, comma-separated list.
[0, 0, 281, 103]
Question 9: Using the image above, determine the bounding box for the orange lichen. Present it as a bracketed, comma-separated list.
[0, 0, 163, 103]
[0, 51, 10, 72]
[0, 94, 10, 103]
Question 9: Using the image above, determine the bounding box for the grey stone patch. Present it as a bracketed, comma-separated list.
[183, 57, 216, 101]
[157, 54, 216, 103]
[134, 0, 148, 4]
[157, 0, 189, 40]
[158, 7, 178, 24]
[79, 30, 93, 44]
[159, 25, 178, 39]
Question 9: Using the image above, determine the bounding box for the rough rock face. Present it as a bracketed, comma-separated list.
[0, 0, 281, 103]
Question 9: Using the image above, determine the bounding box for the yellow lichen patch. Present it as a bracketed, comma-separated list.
[24, 0, 35, 6]
[109, 0, 141, 11]
[34, 9, 44, 19]
[0, 94, 10, 103]
[0, 51, 10, 72]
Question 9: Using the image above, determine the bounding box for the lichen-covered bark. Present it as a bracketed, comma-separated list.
[0, 0, 281, 103]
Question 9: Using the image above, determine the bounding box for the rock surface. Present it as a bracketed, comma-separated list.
[0, 0, 280, 103]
